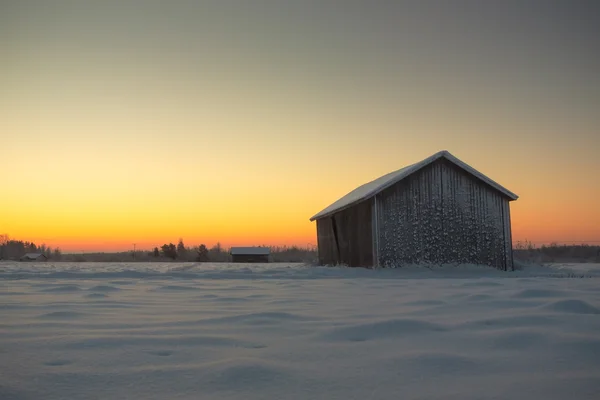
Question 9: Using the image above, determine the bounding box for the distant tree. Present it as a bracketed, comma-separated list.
[196, 244, 209, 262]
[177, 238, 187, 258]
[161, 243, 177, 260]
[0, 234, 8, 259]
[161, 244, 168, 258]
[208, 242, 228, 262]
[53, 248, 62, 261]
[3, 239, 29, 259]
[153, 247, 160, 258]
[24, 241, 37, 252]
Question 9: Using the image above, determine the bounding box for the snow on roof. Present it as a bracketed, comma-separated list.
[310, 150, 518, 221]
[20, 253, 46, 259]
[229, 247, 271, 256]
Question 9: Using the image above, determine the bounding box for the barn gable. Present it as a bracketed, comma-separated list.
[375, 158, 513, 269]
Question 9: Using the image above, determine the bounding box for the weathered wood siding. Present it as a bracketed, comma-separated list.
[316, 200, 373, 267]
[502, 200, 514, 270]
[316, 217, 338, 265]
[376, 159, 514, 270]
[371, 197, 380, 267]
[231, 254, 270, 263]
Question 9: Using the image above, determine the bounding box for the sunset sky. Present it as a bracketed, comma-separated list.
[2, 1, 599, 252]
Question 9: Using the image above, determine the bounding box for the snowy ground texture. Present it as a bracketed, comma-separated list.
[2, 262, 600, 400]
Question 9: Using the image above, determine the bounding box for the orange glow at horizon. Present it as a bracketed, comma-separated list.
[3, 149, 600, 253]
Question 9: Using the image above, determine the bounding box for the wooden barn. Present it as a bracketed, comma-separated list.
[230, 247, 270, 263]
[310, 151, 518, 270]
[19, 253, 48, 262]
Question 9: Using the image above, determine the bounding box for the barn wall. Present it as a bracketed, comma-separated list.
[376, 159, 514, 270]
[376, 163, 443, 266]
[316, 218, 338, 265]
[371, 197, 380, 267]
[317, 200, 373, 267]
[502, 200, 514, 270]
[231, 254, 270, 263]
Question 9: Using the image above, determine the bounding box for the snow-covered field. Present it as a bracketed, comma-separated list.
[2, 262, 600, 400]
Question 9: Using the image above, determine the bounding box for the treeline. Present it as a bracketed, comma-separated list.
[142, 239, 230, 262]
[4, 233, 598, 264]
[514, 242, 600, 263]
[0, 234, 62, 260]
[15, 236, 318, 263]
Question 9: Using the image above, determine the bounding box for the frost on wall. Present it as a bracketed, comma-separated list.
[377, 161, 510, 269]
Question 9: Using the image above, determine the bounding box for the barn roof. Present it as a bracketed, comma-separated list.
[229, 247, 271, 256]
[310, 150, 518, 221]
[20, 253, 47, 259]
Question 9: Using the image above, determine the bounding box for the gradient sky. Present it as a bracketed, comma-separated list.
[2, 0, 599, 252]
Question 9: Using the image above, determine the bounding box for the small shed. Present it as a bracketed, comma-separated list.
[19, 253, 48, 262]
[230, 247, 270, 263]
[310, 150, 518, 270]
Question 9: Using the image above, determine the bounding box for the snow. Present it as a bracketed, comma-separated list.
[310, 150, 518, 221]
[2, 262, 600, 399]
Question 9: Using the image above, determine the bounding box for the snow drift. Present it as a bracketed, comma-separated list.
[1, 262, 599, 399]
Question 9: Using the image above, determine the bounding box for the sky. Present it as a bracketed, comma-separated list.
[2, 0, 599, 252]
